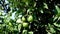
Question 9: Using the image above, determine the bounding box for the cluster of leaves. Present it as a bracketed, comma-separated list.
[0, 0, 60, 34]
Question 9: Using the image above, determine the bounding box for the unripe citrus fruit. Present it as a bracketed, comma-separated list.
[23, 22, 28, 28]
[22, 16, 26, 22]
[27, 15, 33, 22]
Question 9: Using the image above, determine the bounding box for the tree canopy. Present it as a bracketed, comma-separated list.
[0, 0, 60, 34]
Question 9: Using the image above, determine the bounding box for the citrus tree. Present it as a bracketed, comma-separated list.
[0, 0, 60, 34]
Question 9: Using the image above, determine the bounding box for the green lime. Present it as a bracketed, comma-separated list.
[22, 16, 26, 22]
[23, 22, 28, 28]
[27, 15, 33, 22]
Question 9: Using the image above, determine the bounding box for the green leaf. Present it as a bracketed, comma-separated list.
[28, 31, 33, 34]
[53, 22, 60, 27]
[55, 5, 60, 16]
[18, 24, 22, 31]
[22, 30, 28, 34]
[50, 27, 55, 33]
[43, 3, 48, 9]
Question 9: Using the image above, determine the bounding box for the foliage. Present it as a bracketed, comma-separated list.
[0, 0, 60, 34]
